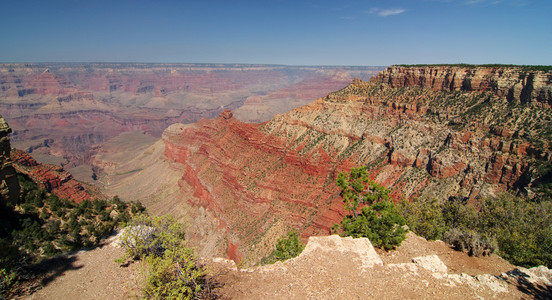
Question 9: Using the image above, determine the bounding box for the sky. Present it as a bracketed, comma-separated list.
[0, 0, 551, 66]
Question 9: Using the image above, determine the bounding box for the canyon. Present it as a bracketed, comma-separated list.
[2, 65, 552, 299]
[97, 65, 552, 263]
[0, 63, 382, 181]
[4, 64, 551, 265]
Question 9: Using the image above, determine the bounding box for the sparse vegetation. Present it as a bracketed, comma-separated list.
[333, 166, 407, 250]
[116, 214, 210, 299]
[0, 174, 144, 299]
[398, 194, 552, 267]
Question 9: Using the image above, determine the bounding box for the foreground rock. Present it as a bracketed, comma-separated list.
[0, 115, 20, 205]
[211, 233, 552, 299]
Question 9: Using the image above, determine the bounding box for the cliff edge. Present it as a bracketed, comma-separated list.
[0, 116, 20, 206]
[211, 233, 552, 299]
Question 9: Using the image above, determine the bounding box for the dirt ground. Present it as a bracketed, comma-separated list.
[376, 232, 514, 276]
[17, 232, 551, 300]
[209, 233, 550, 300]
[19, 235, 142, 300]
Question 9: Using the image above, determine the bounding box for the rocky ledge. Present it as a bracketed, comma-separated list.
[212, 234, 552, 299]
[11, 149, 95, 203]
[0, 116, 20, 205]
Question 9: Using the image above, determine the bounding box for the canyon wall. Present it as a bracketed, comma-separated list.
[0, 63, 383, 171]
[373, 65, 552, 108]
[11, 149, 96, 203]
[160, 66, 552, 263]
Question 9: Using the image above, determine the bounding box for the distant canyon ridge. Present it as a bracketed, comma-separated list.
[93, 65, 552, 262]
[0, 63, 383, 180]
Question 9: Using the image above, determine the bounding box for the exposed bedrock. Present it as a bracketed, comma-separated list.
[162, 66, 552, 261]
[374, 65, 552, 108]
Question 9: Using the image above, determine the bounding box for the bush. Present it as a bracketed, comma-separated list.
[117, 214, 208, 299]
[143, 247, 205, 299]
[398, 193, 552, 267]
[0, 268, 18, 299]
[341, 201, 407, 250]
[443, 228, 497, 256]
[335, 167, 406, 250]
[117, 214, 185, 260]
[336, 166, 390, 217]
[272, 231, 305, 262]
[398, 198, 448, 241]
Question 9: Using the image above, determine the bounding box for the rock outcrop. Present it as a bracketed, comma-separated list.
[0, 116, 20, 206]
[11, 149, 95, 203]
[161, 66, 552, 261]
[213, 234, 552, 299]
[373, 65, 552, 108]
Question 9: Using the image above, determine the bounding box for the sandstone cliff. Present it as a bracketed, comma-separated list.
[374, 65, 552, 108]
[0, 116, 20, 206]
[160, 66, 552, 262]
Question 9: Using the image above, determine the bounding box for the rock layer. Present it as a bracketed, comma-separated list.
[162, 66, 552, 261]
[374, 65, 552, 108]
[11, 149, 96, 203]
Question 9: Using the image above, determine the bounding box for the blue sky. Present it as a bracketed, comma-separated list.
[0, 0, 550, 65]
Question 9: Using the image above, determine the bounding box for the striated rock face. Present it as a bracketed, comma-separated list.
[162, 112, 347, 261]
[373, 65, 552, 108]
[0, 63, 382, 168]
[163, 66, 552, 261]
[11, 149, 95, 203]
[0, 116, 20, 206]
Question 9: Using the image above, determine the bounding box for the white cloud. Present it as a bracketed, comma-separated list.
[366, 8, 407, 17]
[465, 0, 502, 5]
[378, 8, 407, 16]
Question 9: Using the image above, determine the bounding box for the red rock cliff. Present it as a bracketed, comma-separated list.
[11, 149, 96, 203]
[163, 66, 552, 261]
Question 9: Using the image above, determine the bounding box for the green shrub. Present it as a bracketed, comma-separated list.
[117, 214, 208, 299]
[397, 197, 448, 241]
[0, 268, 18, 299]
[335, 167, 406, 250]
[443, 227, 497, 256]
[398, 193, 552, 267]
[143, 247, 205, 299]
[341, 200, 407, 250]
[336, 166, 390, 217]
[273, 231, 305, 262]
[117, 214, 185, 260]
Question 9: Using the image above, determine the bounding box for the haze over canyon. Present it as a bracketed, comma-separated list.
[0, 63, 382, 181]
